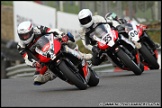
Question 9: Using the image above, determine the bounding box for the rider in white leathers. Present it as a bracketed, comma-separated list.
[78, 9, 135, 66]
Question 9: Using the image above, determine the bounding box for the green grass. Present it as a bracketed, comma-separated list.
[1, 1, 13, 6]
[76, 40, 91, 53]
[147, 30, 161, 44]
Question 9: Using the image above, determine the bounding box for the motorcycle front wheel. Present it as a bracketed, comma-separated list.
[87, 67, 99, 87]
[139, 43, 159, 69]
[58, 60, 88, 90]
[116, 48, 143, 75]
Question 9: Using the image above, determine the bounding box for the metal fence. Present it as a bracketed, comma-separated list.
[5, 63, 114, 78]
[4, 48, 161, 79]
[41, 1, 161, 22]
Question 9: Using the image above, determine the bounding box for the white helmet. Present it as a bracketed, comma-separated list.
[78, 9, 94, 28]
[17, 21, 34, 45]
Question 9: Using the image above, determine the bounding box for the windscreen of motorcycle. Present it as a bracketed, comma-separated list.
[124, 23, 133, 33]
[125, 23, 140, 41]
[94, 24, 108, 38]
[35, 35, 50, 52]
[93, 23, 116, 48]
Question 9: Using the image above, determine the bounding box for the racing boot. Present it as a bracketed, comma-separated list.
[33, 71, 57, 85]
[133, 41, 142, 49]
[73, 45, 92, 61]
[79, 52, 92, 61]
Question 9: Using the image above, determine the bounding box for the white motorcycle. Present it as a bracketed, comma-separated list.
[122, 21, 159, 69]
[89, 22, 144, 75]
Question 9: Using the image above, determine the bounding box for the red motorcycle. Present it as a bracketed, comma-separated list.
[90, 22, 144, 75]
[124, 22, 159, 69]
[34, 33, 99, 90]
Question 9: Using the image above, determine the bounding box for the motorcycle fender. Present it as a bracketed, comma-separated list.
[37, 54, 51, 63]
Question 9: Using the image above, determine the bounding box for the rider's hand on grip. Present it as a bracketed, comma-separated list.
[67, 32, 75, 42]
[33, 61, 42, 68]
[62, 35, 69, 42]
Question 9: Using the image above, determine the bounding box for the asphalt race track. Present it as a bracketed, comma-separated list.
[1, 69, 161, 107]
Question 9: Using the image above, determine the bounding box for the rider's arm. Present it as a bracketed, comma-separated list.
[81, 39, 93, 51]
[118, 18, 128, 24]
[93, 15, 107, 23]
[79, 28, 93, 51]
[34, 25, 75, 42]
[111, 20, 121, 28]
[17, 42, 37, 67]
[33, 25, 64, 37]
[46, 28, 75, 42]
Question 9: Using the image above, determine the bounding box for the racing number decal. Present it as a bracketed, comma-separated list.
[129, 30, 138, 37]
[103, 34, 112, 44]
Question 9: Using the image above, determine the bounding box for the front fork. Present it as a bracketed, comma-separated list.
[82, 61, 91, 83]
[63, 47, 91, 83]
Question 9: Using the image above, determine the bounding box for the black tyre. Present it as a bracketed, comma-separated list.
[58, 61, 88, 90]
[116, 48, 143, 75]
[87, 67, 99, 87]
[139, 44, 159, 69]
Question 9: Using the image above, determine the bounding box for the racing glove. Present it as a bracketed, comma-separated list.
[33, 61, 43, 68]
[62, 35, 69, 43]
[67, 32, 75, 42]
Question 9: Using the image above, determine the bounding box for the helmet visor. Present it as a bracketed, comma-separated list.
[19, 29, 33, 40]
[19, 33, 31, 40]
[79, 15, 92, 25]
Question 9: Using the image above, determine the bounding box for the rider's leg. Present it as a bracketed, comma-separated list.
[67, 42, 92, 61]
[33, 65, 56, 85]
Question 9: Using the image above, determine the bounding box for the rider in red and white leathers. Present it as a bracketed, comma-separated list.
[17, 21, 91, 85]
